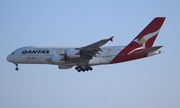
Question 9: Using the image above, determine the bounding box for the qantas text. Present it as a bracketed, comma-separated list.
[22, 50, 50, 54]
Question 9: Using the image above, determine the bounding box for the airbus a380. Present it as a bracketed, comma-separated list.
[6, 17, 165, 72]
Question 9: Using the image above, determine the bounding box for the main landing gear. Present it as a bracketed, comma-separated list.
[15, 64, 19, 71]
[75, 66, 93, 72]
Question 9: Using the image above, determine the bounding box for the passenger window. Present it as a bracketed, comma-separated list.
[11, 52, 14, 54]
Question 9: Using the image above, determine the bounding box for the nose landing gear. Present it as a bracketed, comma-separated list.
[15, 64, 19, 71]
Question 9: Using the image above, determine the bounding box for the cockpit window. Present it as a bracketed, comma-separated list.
[11, 52, 14, 54]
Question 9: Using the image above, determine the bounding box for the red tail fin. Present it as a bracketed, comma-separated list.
[110, 17, 166, 64]
[127, 17, 166, 48]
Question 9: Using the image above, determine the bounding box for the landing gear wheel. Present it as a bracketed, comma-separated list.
[15, 64, 19, 71]
[15, 67, 19, 71]
[75, 66, 81, 72]
[89, 67, 92, 71]
[75, 67, 78, 70]
[85, 67, 89, 71]
[82, 69, 85, 72]
[75, 66, 93, 72]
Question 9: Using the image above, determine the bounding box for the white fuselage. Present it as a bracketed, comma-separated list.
[6, 46, 124, 66]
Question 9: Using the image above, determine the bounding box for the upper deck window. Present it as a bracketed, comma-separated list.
[11, 52, 14, 54]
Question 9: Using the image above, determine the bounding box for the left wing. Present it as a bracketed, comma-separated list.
[77, 36, 114, 58]
[77, 36, 114, 51]
[66, 36, 114, 65]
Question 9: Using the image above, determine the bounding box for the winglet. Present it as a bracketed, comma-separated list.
[109, 36, 114, 42]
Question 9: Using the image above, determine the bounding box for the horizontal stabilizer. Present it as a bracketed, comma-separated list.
[134, 46, 163, 54]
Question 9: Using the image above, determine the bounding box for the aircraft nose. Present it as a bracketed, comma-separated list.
[6, 54, 13, 62]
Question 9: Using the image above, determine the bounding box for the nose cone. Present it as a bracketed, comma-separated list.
[6, 54, 13, 62]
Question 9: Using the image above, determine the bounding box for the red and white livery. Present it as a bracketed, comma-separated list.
[7, 17, 166, 72]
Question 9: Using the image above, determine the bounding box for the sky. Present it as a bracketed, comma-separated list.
[0, 0, 180, 108]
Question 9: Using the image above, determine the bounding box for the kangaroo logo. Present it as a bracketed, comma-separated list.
[128, 29, 160, 55]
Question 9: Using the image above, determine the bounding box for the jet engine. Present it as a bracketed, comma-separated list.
[51, 55, 65, 64]
[66, 49, 81, 58]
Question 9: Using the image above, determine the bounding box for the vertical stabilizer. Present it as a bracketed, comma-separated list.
[127, 17, 166, 48]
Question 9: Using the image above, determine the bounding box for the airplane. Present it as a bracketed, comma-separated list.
[6, 17, 166, 72]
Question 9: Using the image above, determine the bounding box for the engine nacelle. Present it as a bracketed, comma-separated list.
[66, 49, 81, 58]
[51, 55, 65, 64]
